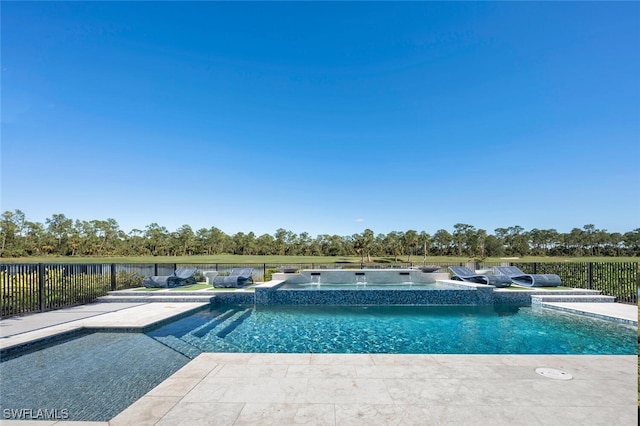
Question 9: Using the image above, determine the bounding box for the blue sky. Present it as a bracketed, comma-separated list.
[2, 1, 639, 237]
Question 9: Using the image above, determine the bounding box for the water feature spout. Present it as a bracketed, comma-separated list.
[399, 272, 413, 287]
[311, 272, 321, 288]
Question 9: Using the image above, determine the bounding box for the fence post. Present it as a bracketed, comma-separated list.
[38, 263, 45, 312]
[587, 262, 593, 289]
[631, 262, 640, 305]
[110, 263, 117, 291]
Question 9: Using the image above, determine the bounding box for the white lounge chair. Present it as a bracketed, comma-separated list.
[142, 267, 198, 288]
[494, 266, 561, 287]
[212, 268, 254, 288]
[448, 266, 512, 288]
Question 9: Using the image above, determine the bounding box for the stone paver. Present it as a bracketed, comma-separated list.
[541, 301, 638, 324]
[0, 302, 145, 337]
[0, 302, 208, 352]
[111, 352, 637, 425]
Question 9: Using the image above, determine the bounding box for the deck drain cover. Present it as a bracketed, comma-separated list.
[535, 368, 573, 380]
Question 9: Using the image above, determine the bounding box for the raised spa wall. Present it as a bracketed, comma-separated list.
[215, 269, 604, 307]
[255, 269, 495, 306]
[274, 269, 450, 284]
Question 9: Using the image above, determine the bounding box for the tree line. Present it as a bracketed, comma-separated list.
[1, 210, 638, 260]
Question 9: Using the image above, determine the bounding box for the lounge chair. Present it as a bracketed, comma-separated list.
[212, 268, 254, 288]
[494, 266, 561, 287]
[448, 266, 512, 288]
[142, 267, 198, 288]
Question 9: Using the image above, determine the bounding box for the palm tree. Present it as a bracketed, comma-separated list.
[402, 230, 419, 262]
[419, 231, 432, 263]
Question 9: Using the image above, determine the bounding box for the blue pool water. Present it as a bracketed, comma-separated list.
[147, 304, 637, 355]
[0, 333, 190, 422]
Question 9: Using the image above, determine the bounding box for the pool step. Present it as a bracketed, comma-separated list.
[185, 308, 252, 340]
[216, 309, 252, 338]
[181, 333, 242, 353]
[176, 309, 253, 351]
[148, 308, 248, 354]
[191, 308, 243, 338]
[97, 294, 216, 303]
[531, 295, 616, 304]
[152, 335, 203, 359]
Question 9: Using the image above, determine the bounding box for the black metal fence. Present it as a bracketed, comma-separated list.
[1, 261, 637, 317]
[510, 261, 639, 304]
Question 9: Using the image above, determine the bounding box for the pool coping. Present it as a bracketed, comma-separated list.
[0, 302, 209, 356]
[539, 301, 638, 326]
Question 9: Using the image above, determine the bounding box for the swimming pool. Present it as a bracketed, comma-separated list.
[1, 303, 636, 421]
[147, 304, 637, 355]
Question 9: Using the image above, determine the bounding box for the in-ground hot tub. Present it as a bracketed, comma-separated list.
[256, 268, 492, 305]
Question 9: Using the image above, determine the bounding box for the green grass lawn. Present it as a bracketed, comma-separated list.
[169, 283, 211, 291]
[133, 283, 254, 292]
[206, 287, 255, 292]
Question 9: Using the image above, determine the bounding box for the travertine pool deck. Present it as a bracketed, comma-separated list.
[540, 301, 638, 325]
[0, 302, 209, 352]
[0, 300, 637, 425]
[108, 352, 637, 426]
